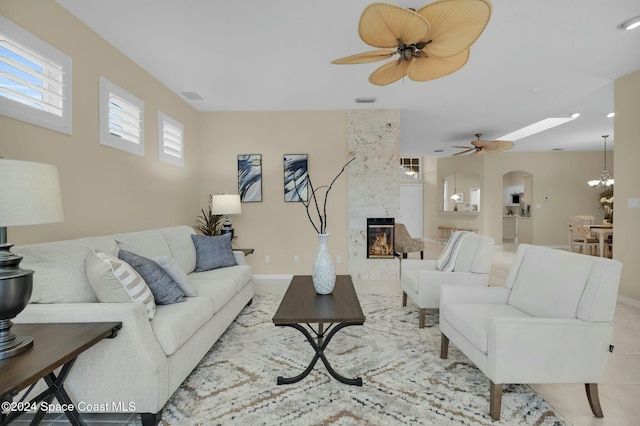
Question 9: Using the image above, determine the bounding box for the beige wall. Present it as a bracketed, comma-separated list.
[2, 1, 638, 301]
[428, 151, 612, 246]
[198, 111, 350, 276]
[0, 1, 202, 244]
[614, 70, 640, 300]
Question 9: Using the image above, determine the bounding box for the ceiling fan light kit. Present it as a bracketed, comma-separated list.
[332, 0, 493, 86]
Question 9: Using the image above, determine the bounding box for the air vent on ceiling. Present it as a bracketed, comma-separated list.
[181, 91, 204, 100]
[355, 98, 376, 104]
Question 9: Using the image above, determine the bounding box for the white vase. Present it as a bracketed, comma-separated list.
[312, 233, 336, 294]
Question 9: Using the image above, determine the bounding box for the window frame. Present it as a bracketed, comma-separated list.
[400, 157, 421, 180]
[0, 16, 73, 135]
[99, 76, 144, 156]
[157, 111, 184, 167]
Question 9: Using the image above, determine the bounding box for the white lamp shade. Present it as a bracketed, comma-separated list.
[0, 159, 64, 227]
[211, 194, 241, 215]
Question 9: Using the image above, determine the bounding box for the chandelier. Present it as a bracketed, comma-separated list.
[587, 135, 614, 188]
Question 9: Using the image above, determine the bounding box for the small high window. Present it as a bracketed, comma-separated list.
[0, 16, 72, 134]
[99, 76, 144, 155]
[158, 111, 184, 167]
[400, 157, 420, 180]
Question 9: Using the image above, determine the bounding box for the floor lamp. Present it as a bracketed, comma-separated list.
[0, 159, 64, 359]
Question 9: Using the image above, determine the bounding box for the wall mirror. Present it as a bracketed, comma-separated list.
[443, 173, 480, 212]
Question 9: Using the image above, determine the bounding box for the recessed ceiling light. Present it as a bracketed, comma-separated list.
[497, 116, 580, 141]
[529, 88, 542, 94]
[355, 98, 376, 104]
[606, 112, 615, 118]
[618, 15, 640, 30]
[571, 112, 581, 118]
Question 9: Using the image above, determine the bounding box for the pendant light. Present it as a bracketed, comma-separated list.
[450, 174, 461, 201]
[587, 135, 614, 188]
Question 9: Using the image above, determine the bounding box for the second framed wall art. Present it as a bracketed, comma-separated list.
[283, 154, 308, 202]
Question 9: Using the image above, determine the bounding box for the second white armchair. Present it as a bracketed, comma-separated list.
[401, 231, 494, 328]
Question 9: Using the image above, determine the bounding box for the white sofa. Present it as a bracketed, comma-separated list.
[13, 225, 255, 425]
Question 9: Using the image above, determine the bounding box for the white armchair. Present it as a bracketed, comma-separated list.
[439, 244, 622, 420]
[401, 231, 494, 328]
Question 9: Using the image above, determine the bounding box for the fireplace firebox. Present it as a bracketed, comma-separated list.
[367, 218, 395, 259]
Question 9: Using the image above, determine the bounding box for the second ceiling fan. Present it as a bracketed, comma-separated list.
[453, 134, 514, 156]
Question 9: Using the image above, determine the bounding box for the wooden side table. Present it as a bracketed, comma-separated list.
[235, 248, 254, 256]
[1, 322, 122, 425]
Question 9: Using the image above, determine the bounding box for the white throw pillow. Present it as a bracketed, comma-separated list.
[155, 256, 198, 297]
[86, 249, 156, 319]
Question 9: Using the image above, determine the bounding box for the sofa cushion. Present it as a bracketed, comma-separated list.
[507, 245, 594, 318]
[189, 277, 239, 313]
[151, 297, 214, 356]
[191, 233, 237, 272]
[155, 256, 197, 297]
[118, 250, 185, 305]
[86, 249, 156, 319]
[114, 229, 172, 260]
[14, 236, 117, 303]
[442, 303, 531, 354]
[160, 226, 197, 274]
[189, 265, 252, 293]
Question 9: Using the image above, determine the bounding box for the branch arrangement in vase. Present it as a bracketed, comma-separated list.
[297, 157, 355, 234]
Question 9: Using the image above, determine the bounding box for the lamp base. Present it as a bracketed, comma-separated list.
[221, 216, 234, 239]
[0, 319, 33, 360]
[0, 240, 35, 360]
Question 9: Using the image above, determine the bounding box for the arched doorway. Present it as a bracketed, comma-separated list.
[502, 171, 533, 245]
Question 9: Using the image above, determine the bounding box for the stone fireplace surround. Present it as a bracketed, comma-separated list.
[347, 109, 400, 280]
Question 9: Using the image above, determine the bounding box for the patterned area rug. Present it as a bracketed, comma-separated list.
[151, 294, 565, 425]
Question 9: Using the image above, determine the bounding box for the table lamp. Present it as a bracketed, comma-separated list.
[211, 194, 241, 239]
[0, 159, 64, 359]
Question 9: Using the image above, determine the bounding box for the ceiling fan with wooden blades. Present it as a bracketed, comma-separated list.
[453, 134, 514, 156]
[331, 0, 493, 86]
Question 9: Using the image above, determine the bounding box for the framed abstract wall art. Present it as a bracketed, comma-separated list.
[237, 154, 262, 202]
[283, 154, 308, 202]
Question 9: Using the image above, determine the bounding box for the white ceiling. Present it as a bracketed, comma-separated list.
[57, 0, 640, 156]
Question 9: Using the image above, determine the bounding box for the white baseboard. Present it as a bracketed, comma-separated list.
[618, 295, 640, 309]
[253, 274, 293, 281]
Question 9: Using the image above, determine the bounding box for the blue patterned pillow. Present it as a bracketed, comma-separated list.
[191, 233, 238, 272]
[118, 250, 185, 304]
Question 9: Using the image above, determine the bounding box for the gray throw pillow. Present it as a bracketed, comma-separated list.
[155, 256, 198, 297]
[118, 249, 185, 305]
[191, 233, 238, 272]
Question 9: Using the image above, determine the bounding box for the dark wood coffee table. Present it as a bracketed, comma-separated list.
[0, 322, 122, 425]
[272, 275, 365, 386]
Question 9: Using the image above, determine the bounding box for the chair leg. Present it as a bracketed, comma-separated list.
[402, 291, 407, 307]
[402, 253, 407, 259]
[418, 308, 426, 328]
[489, 381, 503, 421]
[585, 383, 604, 418]
[440, 333, 449, 359]
[420, 250, 424, 259]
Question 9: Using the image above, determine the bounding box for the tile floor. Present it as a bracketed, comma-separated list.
[10, 241, 640, 425]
